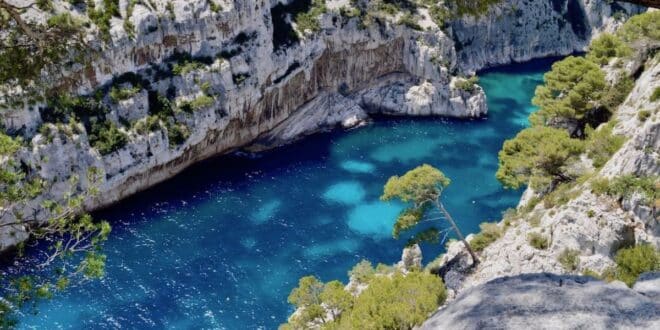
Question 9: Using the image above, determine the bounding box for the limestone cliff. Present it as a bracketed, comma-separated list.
[0, 0, 641, 250]
[432, 42, 659, 302]
[421, 273, 660, 329]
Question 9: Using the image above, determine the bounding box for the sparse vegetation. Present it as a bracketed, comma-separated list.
[455, 76, 479, 92]
[470, 222, 503, 251]
[558, 248, 580, 272]
[89, 120, 129, 155]
[527, 233, 549, 250]
[591, 175, 659, 205]
[637, 110, 651, 122]
[584, 121, 626, 168]
[109, 86, 141, 102]
[614, 244, 660, 287]
[282, 268, 446, 329]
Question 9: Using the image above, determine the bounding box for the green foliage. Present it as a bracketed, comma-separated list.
[527, 233, 549, 250]
[109, 85, 140, 102]
[294, 0, 326, 34]
[166, 123, 190, 147]
[496, 126, 585, 190]
[348, 260, 375, 284]
[651, 87, 660, 103]
[584, 121, 626, 168]
[530, 56, 606, 126]
[451, 0, 501, 17]
[284, 276, 354, 328]
[46, 13, 84, 32]
[89, 120, 129, 155]
[542, 182, 580, 208]
[591, 175, 659, 205]
[601, 75, 634, 114]
[470, 222, 502, 251]
[558, 248, 580, 272]
[382, 164, 450, 204]
[614, 244, 660, 287]
[133, 115, 162, 134]
[172, 60, 207, 76]
[87, 0, 120, 42]
[207, 0, 223, 13]
[637, 110, 651, 122]
[586, 33, 631, 65]
[345, 271, 446, 329]
[166, 1, 175, 19]
[382, 164, 479, 262]
[320, 281, 353, 319]
[178, 95, 215, 113]
[455, 76, 479, 92]
[0, 131, 20, 155]
[398, 13, 422, 30]
[616, 11, 660, 43]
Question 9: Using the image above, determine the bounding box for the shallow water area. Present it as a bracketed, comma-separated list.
[10, 58, 558, 329]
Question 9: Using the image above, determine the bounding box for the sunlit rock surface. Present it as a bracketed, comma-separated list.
[422, 273, 660, 330]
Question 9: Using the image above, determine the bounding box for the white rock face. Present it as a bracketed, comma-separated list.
[435, 56, 659, 295]
[0, 0, 640, 250]
[422, 273, 660, 330]
[451, 0, 643, 72]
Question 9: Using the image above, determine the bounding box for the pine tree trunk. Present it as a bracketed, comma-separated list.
[434, 200, 480, 265]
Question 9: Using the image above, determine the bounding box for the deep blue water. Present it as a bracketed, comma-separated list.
[12, 58, 556, 329]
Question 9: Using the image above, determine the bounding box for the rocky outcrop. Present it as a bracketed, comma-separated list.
[421, 273, 660, 330]
[0, 1, 641, 251]
[433, 36, 659, 299]
[452, 0, 643, 72]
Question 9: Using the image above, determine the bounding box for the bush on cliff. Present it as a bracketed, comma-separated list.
[470, 222, 503, 251]
[530, 56, 607, 131]
[614, 244, 660, 287]
[89, 120, 129, 155]
[496, 126, 585, 191]
[281, 270, 446, 329]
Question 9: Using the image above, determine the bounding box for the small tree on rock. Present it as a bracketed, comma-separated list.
[381, 164, 480, 265]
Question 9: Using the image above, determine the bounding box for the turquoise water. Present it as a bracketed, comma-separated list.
[9, 58, 555, 329]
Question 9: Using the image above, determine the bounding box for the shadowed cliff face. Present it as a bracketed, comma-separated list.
[421, 273, 660, 330]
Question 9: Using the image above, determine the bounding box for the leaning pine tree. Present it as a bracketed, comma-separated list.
[381, 164, 480, 265]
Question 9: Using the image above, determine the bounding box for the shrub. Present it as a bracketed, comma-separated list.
[527, 233, 549, 250]
[616, 11, 660, 43]
[345, 271, 446, 329]
[0, 132, 20, 155]
[172, 61, 206, 76]
[166, 123, 190, 147]
[530, 56, 606, 126]
[558, 248, 580, 272]
[470, 222, 502, 251]
[294, 0, 326, 34]
[399, 13, 422, 30]
[651, 87, 660, 102]
[614, 244, 660, 287]
[601, 75, 634, 113]
[109, 86, 140, 102]
[591, 175, 659, 205]
[348, 260, 374, 284]
[89, 121, 128, 155]
[207, 0, 222, 13]
[586, 33, 631, 65]
[179, 95, 214, 113]
[133, 116, 161, 135]
[497, 126, 585, 190]
[585, 121, 626, 168]
[637, 110, 651, 122]
[455, 76, 479, 92]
